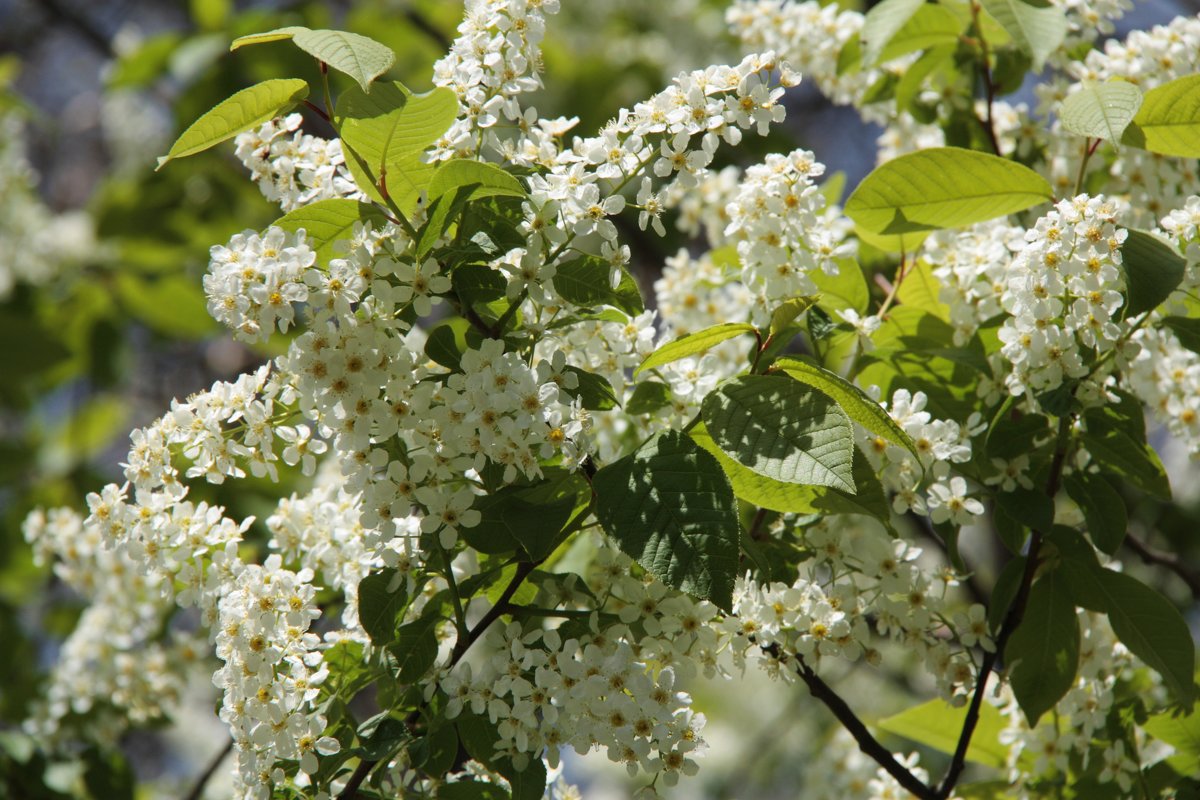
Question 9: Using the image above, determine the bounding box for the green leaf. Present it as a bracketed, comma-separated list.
[156, 78, 309, 169]
[769, 296, 818, 337]
[428, 160, 526, 201]
[875, 4, 964, 65]
[114, 274, 217, 339]
[1144, 707, 1200, 777]
[424, 319, 483, 372]
[593, 431, 739, 610]
[701, 374, 856, 492]
[1162, 316, 1200, 354]
[338, 82, 458, 209]
[1006, 567, 1080, 725]
[775, 356, 922, 464]
[1121, 228, 1186, 316]
[896, 44, 956, 112]
[1082, 407, 1171, 499]
[292, 29, 395, 93]
[498, 758, 547, 800]
[1063, 471, 1127, 554]
[439, 781, 511, 800]
[995, 487, 1054, 534]
[845, 147, 1053, 235]
[979, 0, 1068, 71]
[553, 255, 644, 316]
[693, 425, 888, 520]
[357, 569, 407, 646]
[562, 367, 619, 410]
[860, 0, 925, 67]
[389, 614, 442, 683]
[412, 722, 458, 775]
[453, 265, 507, 307]
[985, 403, 1050, 460]
[811, 258, 869, 315]
[896, 259, 950, 320]
[1059, 80, 1143, 143]
[627, 381, 674, 415]
[1122, 73, 1200, 157]
[876, 699, 1009, 769]
[274, 199, 387, 265]
[636, 323, 756, 376]
[229, 26, 308, 50]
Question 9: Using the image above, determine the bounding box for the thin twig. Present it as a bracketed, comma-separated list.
[182, 738, 234, 800]
[968, 1, 1001, 156]
[1124, 531, 1200, 598]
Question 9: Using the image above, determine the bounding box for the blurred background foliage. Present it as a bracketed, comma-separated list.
[0, 0, 1196, 798]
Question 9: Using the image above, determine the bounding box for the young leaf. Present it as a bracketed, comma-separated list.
[553, 255, 644, 316]
[428, 160, 526, 202]
[292, 28, 395, 93]
[156, 78, 309, 170]
[693, 425, 888, 520]
[1144, 707, 1200, 778]
[1005, 568, 1080, 726]
[1121, 228, 1186, 316]
[229, 26, 307, 50]
[811, 257, 869, 315]
[876, 699, 1009, 769]
[874, 4, 964, 65]
[769, 296, 818, 337]
[860, 0, 924, 67]
[701, 374, 856, 492]
[1063, 471, 1127, 554]
[593, 431, 739, 610]
[775, 356, 922, 464]
[1122, 73, 1200, 157]
[1058, 80, 1143, 143]
[636, 323, 757, 376]
[845, 147, 1053, 234]
[979, 0, 1068, 71]
[273, 198, 387, 265]
[357, 569, 407, 646]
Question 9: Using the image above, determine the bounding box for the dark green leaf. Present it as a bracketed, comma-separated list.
[1063, 472, 1127, 553]
[553, 255, 644, 316]
[389, 615, 441, 683]
[562, 367, 619, 410]
[1006, 567, 1080, 725]
[593, 431, 739, 610]
[1082, 407, 1171, 499]
[627, 381, 673, 415]
[1162, 316, 1200, 354]
[1121, 228, 1186, 316]
[357, 569, 407, 646]
[424, 319, 484, 372]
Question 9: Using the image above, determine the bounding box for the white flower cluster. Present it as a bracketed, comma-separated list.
[204, 226, 318, 343]
[724, 149, 854, 326]
[729, 512, 991, 704]
[997, 195, 1129, 399]
[927, 220, 1029, 344]
[234, 112, 361, 212]
[436, 545, 717, 787]
[863, 389, 982, 526]
[431, 0, 561, 162]
[0, 111, 96, 298]
[21, 508, 200, 748]
[214, 556, 339, 800]
[800, 729, 937, 800]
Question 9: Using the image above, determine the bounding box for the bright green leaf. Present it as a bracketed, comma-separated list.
[157, 78, 309, 169]
[636, 323, 757, 376]
[875, 5, 964, 65]
[860, 0, 924, 67]
[769, 296, 818, 337]
[1122, 73, 1200, 157]
[1006, 568, 1080, 725]
[876, 699, 1009, 769]
[1144, 707, 1200, 778]
[291, 28, 395, 93]
[229, 27, 307, 50]
[1059, 80, 1143, 143]
[845, 147, 1053, 234]
[1121, 228, 1186, 316]
[428, 159, 526, 201]
[775, 356, 922, 464]
[979, 0, 1068, 71]
[701, 374, 856, 492]
[593, 431, 739, 610]
[811, 257, 870, 315]
[274, 198, 387, 265]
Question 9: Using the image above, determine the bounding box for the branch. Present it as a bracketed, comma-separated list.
[935, 415, 1073, 798]
[781, 647, 936, 800]
[182, 738, 233, 800]
[1124, 531, 1200, 598]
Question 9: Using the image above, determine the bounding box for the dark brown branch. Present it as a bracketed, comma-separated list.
[182, 738, 234, 800]
[784, 648, 936, 800]
[1124, 531, 1200, 598]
